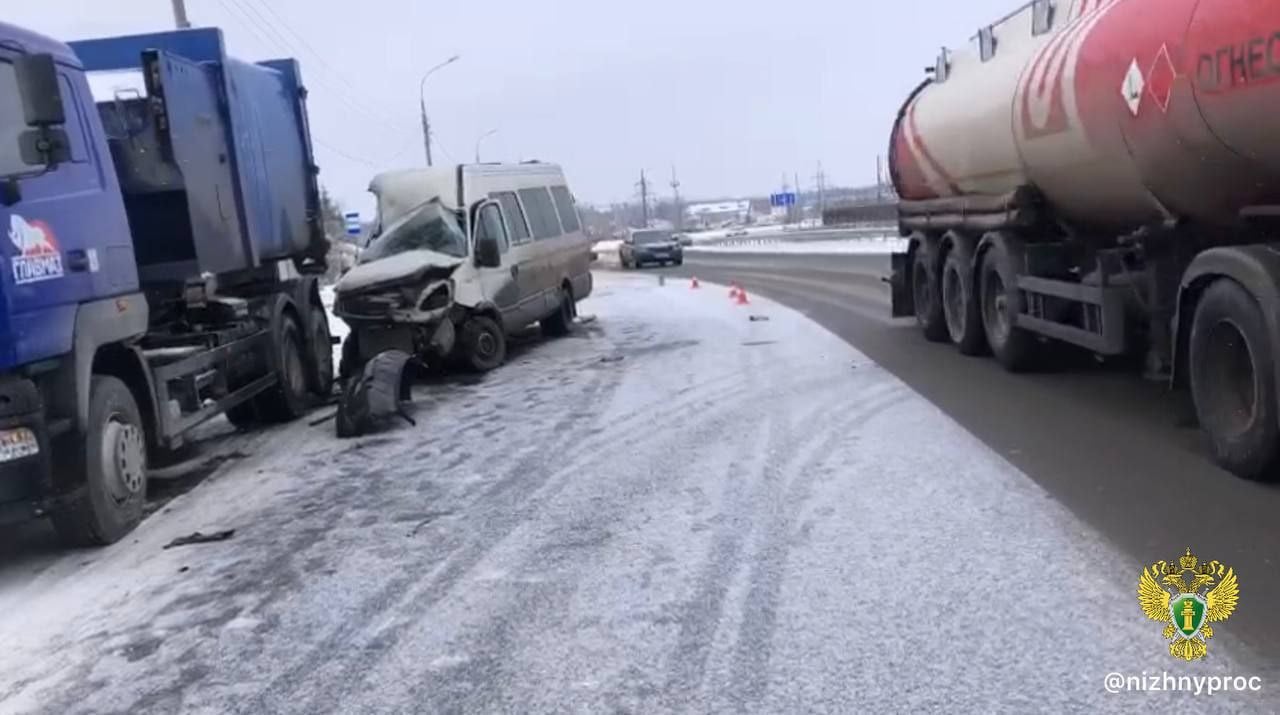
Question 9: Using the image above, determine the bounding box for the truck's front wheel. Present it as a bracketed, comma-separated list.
[52, 376, 147, 546]
[1190, 279, 1280, 481]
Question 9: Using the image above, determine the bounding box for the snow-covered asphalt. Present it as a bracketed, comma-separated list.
[0, 273, 1269, 713]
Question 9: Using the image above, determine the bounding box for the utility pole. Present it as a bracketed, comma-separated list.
[670, 166, 682, 231]
[813, 161, 827, 225]
[637, 170, 651, 227]
[171, 0, 191, 28]
[876, 155, 884, 201]
[794, 171, 802, 224]
[418, 56, 461, 167]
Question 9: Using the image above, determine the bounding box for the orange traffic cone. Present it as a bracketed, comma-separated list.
[735, 286, 750, 305]
[728, 283, 740, 299]
[691, 276, 700, 289]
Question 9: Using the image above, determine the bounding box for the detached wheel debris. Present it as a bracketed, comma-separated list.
[163, 529, 235, 549]
[336, 350, 418, 438]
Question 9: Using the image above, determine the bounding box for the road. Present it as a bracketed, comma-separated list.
[654, 248, 1280, 668]
[2, 272, 1268, 712]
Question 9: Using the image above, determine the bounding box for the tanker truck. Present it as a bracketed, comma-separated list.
[0, 24, 334, 544]
[888, 0, 1280, 481]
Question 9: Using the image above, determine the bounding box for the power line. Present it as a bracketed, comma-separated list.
[213, 0, 412, 156]
[314, 137, 380, 169]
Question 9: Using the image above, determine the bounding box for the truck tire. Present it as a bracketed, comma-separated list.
[912, 244, 948, 342]
[541, 287, 574, 337]
[459, 315, 507, 372]
[1189, 279, 1280, 481]
[979, 238, 1037, 371]
[306, 307, 335, 398]
[51, 376, 147, 546]
[258, 316, 309, 422]
[942, 239, 988, 356]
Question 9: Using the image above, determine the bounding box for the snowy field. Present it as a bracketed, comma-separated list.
[685, 236, 907, 254]
[0, 273, 1266, 712]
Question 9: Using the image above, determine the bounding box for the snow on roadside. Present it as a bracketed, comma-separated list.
[687, 236, 908, 254]
[0, 273, 1263, 712]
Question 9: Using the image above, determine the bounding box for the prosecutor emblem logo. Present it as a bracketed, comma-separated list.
[1138, 548, 1239, 661]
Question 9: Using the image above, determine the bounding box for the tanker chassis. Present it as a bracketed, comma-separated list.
[888, 0, 1280, 480]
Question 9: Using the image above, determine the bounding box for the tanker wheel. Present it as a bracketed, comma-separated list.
[912, 244, 948, 343]
[941, 239, 988, 356]
[979, 240, 1037, 372]
[1189, 278, 1280, 481]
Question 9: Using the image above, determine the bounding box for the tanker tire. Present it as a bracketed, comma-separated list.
[258, 317, 309, 423]
[912, 245, 948, 343]
[1189, 279, 1280, 481]
[51, 376, 147, 547]
[979, 241, 1037, 372]
[941, 240, 988, 356]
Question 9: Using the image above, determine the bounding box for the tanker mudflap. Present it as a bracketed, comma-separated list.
[889, 251, 915, 318]
[335, 350, 419, 438]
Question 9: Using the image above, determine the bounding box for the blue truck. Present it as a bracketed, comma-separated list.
[0, 23, 335, 545]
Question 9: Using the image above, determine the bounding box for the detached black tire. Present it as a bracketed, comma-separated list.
[258, 316, 309, 422]
[912, 244, 948, 342]
[51, 376, 147, 547]
[306, 306, 335, 398]
[979, 238, 1037, 371]
[541, 287, 574, 337]
[459, 315, 507, 372]
[941, 239, 988, 356]
[1189, 279, 1280, 481]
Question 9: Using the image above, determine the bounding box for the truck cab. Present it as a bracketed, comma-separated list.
[0, 23, 334, 545]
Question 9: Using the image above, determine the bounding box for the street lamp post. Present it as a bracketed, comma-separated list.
[474, 129, 498, 163]
[419, 55, 460, 167]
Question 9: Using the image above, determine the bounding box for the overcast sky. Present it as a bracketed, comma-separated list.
[8, 0, 1015, 216]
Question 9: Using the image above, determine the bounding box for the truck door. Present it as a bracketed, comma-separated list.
[0, 53, 136, 369]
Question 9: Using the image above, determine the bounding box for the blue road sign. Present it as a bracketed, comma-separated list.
[770, 192, 797, 207]
[344, 212, 361, 236]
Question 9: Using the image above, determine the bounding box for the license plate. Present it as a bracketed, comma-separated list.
[0, 427, 39, 463]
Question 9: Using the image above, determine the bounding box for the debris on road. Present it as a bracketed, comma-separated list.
[599, 354, 625, 363]
[162, 529, 236, 549]
[335, 350, 417, 438]
[749, 314, 770, 322]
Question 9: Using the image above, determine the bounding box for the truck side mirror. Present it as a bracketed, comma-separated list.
[14, 54, 65, 127]
[13, 54, 70, 169]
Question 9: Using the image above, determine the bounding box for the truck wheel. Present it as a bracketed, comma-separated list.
[541, 287, 574, 337]
[51, 376, 146, 546]
[979, 240, 1037, 371]
[942, 240, 988, 355]
[305, 307, 335, 398]
[259, 316, 309, 422]
[459, 315, 507, 372]
[1189, 279, 1280, 481]
[912, 244, 948, 342]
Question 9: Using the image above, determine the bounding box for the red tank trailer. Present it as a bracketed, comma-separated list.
[888, 0, 1280, 481]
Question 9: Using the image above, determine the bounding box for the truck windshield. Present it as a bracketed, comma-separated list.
[0, 62, 29, 177]
[360, 199, 467, 262]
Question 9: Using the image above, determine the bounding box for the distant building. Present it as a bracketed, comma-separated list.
[685, 200, 752, 228]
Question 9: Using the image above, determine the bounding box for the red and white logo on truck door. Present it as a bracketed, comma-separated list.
[8, 215, 64, 285]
